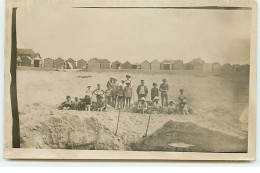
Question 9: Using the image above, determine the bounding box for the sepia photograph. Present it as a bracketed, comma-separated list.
[4, 0, 257, 160]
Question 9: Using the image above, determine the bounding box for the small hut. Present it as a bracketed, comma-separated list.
[121, 61, 132, 69]
[212, 62, 222, 72]
[99, 59, 110, 69]
[132, 62, 141, 69]
[65, 58, 76, 69]
[232, 64, 241, 72]
[21, 56, 33, 67]
[150, 59, 161, 70]
[88, 58, 100, 70]
[183, 63, 193, 70]
[54, 58, 65, 69]
[111, 61, 122, 69]
[77, 59, 87, 69]
[160, 60, 172, 70]
[222, 63, 232, 72]
[33, 53, 43, 67]
[172, 60, 183, 70]
[190, 58, 205, 71]
[140, 60, 150, 70]
[44, 58, 54, 68]
[202, 63, 213, 72]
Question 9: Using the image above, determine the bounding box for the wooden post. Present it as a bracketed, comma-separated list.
[10, 8, 20, 148]
[143, 112, 152, 138]
[115, 108, 121, 135]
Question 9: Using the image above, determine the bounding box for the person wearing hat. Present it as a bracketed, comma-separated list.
[86, 85, 93, 98]
[125, 75, 132, 86]
[84, 93, 92, 111]
[93, 84, 105, 101]
[159, 78, 169, 106]
[151, 82, 159, 100]
[117, 84, 125, 109]
[111, 78, 118, 107]
[137, 97, 148, 114]
[124, 81, 133, 108]
[136, 80, 148, 101]
[152, 96, 162, 113]
[106, 76, 114, 88]
[60, 95, 73, 110]
[168, 100, 177, 115]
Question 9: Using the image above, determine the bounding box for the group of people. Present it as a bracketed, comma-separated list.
[59, 74, 190, 115]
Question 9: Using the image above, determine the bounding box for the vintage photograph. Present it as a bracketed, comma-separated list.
[4, 0, 257, 160]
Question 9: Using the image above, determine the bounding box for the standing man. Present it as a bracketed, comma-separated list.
[159, 78, 169, 106]
[136, 80, 148, 101]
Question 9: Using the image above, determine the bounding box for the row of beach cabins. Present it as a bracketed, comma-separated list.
[16, 48, 250, 73]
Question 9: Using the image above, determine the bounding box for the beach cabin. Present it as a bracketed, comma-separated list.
[88, 58, 100, 70]
[111, 61, 122, 69]
[33, 53, 43, 67]
[99, 59, 110, 69]
[160, 60, 172, 70]
[17, 48, 35, 67]
[44, 58, 54, 68]
[222, 63, 232, 73]
[121, 61, 132, 69]
[241, 64, 250, 73]
[54, 58, 65, 69]
[77, 59, 87, 69]
[190, 58, 205, 71]
[150, 60, 161, 70]
[132, 62, 141, 69]
[183, 63, 193, 70]
[172, 60, 183, 70]
[202, 63, 213, 72]
[232, 64, 241, 72]
[140, 60, 150, 70]
[65, 58, 76, 69]
[212, 62, 222, 72]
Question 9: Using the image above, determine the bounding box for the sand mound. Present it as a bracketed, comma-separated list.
[20, 115, 126, 150]
[131, 120, 247, 152]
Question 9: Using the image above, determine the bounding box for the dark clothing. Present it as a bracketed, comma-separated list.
[84, 97, 92, 105]
[136, 85, 148, 100]
[151, 87, 159, 100]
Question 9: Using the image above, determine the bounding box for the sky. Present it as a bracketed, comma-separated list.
[16, 7, 252, 64]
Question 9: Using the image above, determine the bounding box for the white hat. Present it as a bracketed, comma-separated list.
[140, 97, 146, 101]
[126, 81, 131, 84]
[153, 96, 159, 100]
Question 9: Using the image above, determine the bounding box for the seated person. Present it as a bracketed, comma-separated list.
[152, 96, 162, 113]
[96, 95, 106, 112]
[84, 94, 92, 111]
[72, 97, 81, 110]
[60, 96, 72, 110]
[168, 100, 177, 115]
[180, 98, 189, 115]
[137, 97, 148, 114]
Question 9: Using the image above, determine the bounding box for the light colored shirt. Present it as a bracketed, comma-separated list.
[139, 86, 145, 95]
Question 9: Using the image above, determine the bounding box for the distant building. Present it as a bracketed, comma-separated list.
[111, 61, 122, 69]
[65, 58, 76, 69]
[132, 62, 141, 69]
[17, 55, 22, 66]
[160, 59, 183, 70]
[88, 58, 100, 70]
[202, 63, 213, 72]
[183, 63, 193, 70]
[232, 64, 241, 72]
[44, 58, 54, 68]
[99, 59, 110, 69]
[54, 58, 65, 69]
[222, 63, 232, 72]
[17, 48, 35, 67]
[88, 58, 110, 70]
[33, 53, 43, 67]
[190, 58, 205, 71]
[212, 62, 222, 72]
[140, 60, 150, 70]
[121, 61, 132, 69]
[77, 59, 87, 69]
[241, 64, 250, 73]
[150, 60, 161, 70]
